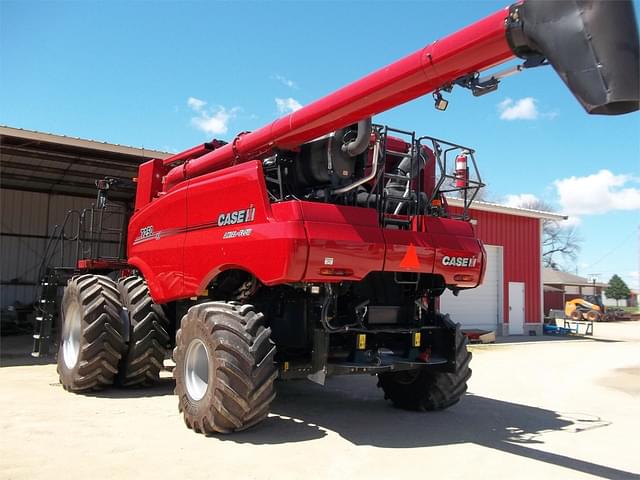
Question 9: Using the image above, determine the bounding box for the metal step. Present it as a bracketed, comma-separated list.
[383, 216, 412, 227]
[384, 193, 416, 202]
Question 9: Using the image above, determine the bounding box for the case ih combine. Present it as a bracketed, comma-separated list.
[33, 0, 638, 434]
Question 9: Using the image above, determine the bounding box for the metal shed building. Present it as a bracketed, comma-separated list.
[0, 125, 170, 313]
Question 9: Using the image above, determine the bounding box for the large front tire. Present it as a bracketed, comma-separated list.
[173, 302, 277, 434]
[116, 276, 170, 387]
[57, 275, 126, 392]
[378, 317, 472, 411]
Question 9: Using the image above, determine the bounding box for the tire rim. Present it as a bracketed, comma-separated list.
[62, 302, 82, 369]
[184, 338, 210, 402]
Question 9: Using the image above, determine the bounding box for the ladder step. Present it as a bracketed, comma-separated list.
[385, 194, 415, 201]
[384, 217, 412, 227]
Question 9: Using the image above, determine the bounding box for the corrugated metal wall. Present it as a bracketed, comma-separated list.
[1, 188, 125, 309]
[450, 206, 542, 325]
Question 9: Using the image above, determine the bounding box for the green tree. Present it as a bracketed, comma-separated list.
[605, 274, 631, 306]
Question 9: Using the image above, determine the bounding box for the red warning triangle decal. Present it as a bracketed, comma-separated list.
[400, 243, 420, 268]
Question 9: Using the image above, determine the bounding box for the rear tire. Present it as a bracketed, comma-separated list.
[57, 275, 126, 392]
[116, 276, 170, 387]
[570, 310, 582, 320]
[585, 310, 600, 322]
[378, 316, 471, 411]
[173, 302, 277, 434]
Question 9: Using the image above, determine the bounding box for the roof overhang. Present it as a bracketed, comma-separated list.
[0, 125, 171, 201]
[447, 198, 568, 221]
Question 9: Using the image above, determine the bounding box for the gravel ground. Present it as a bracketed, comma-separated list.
[1, 321, 639, 480]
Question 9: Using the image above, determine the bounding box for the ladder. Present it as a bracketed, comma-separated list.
[31, 269, 68, 357]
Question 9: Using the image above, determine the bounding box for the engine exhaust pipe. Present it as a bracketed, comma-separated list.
[507, 0, 639, 115]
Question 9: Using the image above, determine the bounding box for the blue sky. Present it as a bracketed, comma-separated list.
[1, 1, 639, 290]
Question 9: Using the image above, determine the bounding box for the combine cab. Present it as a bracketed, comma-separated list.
[34, 0, 638, 434]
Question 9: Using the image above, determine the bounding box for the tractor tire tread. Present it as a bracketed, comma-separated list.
[174, 301, 277, 434]
[57, 275, 126, 392]
[116, 276, 170, 387]
[377, 314, 472, 411]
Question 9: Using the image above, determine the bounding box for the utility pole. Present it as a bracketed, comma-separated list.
[588, 273, 601, 298]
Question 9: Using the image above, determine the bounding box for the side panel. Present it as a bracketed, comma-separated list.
[128, 183, 188, 302]
[298, 202, 385, 282]
[182, 162, 307, 296]
[134, 158, 165, 212]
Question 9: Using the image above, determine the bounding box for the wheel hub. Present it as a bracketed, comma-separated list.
[184, 338, 210, 401]
[62, 303, 82, 369]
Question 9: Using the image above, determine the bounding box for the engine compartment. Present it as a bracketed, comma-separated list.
[262, 122, 484, 224]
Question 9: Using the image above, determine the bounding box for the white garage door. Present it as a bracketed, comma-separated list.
[440, 245, 503, 331]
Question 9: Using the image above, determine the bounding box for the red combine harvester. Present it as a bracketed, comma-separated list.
[33, 0, 638, 434]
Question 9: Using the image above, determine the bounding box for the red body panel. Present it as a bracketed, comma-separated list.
[128, 183, 188, 302]
[134, 158, 165, 212]
[128, 162, 485, 303]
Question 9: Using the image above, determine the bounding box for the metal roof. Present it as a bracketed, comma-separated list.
[0, 125, 171, 201]
[447, 198, 568, 221]
[543, 268, 607, 287]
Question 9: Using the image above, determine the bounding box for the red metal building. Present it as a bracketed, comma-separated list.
[444, 199, 565, 335]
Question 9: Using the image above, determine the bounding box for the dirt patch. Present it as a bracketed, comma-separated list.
[599, 366, 640, 396]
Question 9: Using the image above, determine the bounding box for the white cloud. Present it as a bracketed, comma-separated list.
[275, 97, 302, 114]
[504, 193, 540, 207]
[562, 216, 582, 227]
[187, 97, 238, 135]
[273, 74, 297, 89]
[187, 96, 206, 111]
[498, 97, 539, 120]
[554, 169, 640, 216]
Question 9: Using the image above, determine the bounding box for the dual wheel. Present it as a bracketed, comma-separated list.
[57, 275, 278, 434]
[57, 274, 169, 391]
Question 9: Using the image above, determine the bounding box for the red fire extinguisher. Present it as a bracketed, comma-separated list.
[455, 151, 469, 188]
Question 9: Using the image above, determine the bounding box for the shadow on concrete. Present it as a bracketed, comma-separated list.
[85, 376, 176, 399]
[226, 376, 634, 480]
[0, 334, 55, 367]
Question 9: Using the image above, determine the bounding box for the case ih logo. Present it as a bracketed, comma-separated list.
[442, 256, 477, 268]
[217, 206, 256, 227]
